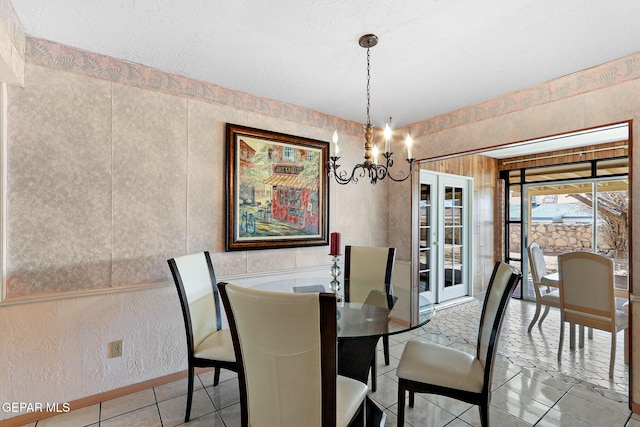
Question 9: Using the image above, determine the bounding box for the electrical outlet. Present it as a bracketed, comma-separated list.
[110, 340, 123, 358]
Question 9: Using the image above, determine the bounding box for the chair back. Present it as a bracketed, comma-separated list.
[168, 251, 222, 352]
[558, 252, 615, 329]
[219, 283, 337, 427]
[344, 245, 396, 308]
[527, 242, 547, 284]
[476, 262, 521, 390]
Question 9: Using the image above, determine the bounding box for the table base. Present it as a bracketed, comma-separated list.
[339, 336, 387, 426]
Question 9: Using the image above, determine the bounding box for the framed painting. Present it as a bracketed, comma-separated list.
[225, 123, 329, 251]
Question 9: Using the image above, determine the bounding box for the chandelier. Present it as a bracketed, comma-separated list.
[328, 34, 415, 185]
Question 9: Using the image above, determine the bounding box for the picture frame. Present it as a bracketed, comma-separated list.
[225, 123, 329, 251]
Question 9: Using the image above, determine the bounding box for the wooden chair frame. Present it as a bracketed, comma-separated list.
[397, 262, 521, 427]
[219, 283, 365, 427]
[168, 251, 237, 422]
[344, 245, 396, 392]
[526, 242, 560, 333]
[557, 251, 629, 378]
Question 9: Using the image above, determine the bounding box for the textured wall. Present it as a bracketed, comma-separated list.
[1, 54, 390, 419]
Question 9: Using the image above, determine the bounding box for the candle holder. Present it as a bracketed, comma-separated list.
[329, 255, 341, 294]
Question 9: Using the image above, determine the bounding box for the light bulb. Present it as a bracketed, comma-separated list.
[384, 123, 391, 153]
[406, 134, 413, 159]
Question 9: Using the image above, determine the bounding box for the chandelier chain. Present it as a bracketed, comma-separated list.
[328, 33, 415, 185]
[366, 47, 371, 126]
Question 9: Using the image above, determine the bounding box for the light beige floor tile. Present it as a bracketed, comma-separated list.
[536, 408, 591, 427]
[100, 388, 156, 420]
[458, 404, 532, 427]
[390, 395, 456, 427]
[420, 393, 473, 418]
[554, 392, 629, 426]
[99, 405, 161, 427]
[215, 402, 241, 427]
[34, 404, 99, 426]
[176, 411, 226, 426]
[518, 366, 575, 392]
[567, 383, 629, 415]
[204, 378, 240, 410]
[445, 419, 474, 427]
[502, 372, 566, 407]
[154, 377, 203, 402]
[157, 388, 215, 427]
[197, 367, 237, 387]
[626, 415, 640, 427]
[489, 386, 551, 425]
[367, 372, 400, 409]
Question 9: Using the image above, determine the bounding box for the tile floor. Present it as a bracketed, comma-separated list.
[18, 297, 640, 426]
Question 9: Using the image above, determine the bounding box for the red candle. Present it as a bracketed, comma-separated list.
[329, 232, 341, 256]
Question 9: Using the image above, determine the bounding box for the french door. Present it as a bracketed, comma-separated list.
[417, 170, 473, 304]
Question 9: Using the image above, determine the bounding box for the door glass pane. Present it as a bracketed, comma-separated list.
[508, 223, 521, 261]
[527, 182, 595, 276]
[509, 184, 521, 221]
[419, 182, 432, 293]
[596, 180, 629, 290]
[443, 185, 464, 290]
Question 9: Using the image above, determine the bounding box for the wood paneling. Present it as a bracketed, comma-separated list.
[498, 141, 628, 171]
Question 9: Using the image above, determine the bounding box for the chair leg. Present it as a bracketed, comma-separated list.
[610, 331, 617, 378]
[370, 351, 377, 392]
[383, 335, 390, 365]
[213, 367, 221, 386]
[397, 381, 406, 427]
[527, 302, 541, 333]
[479, 401, 490, 427]
[408, 391, 415, 408]
[185, 365, 194, 422]
[625, 328, 629, 365]
[538, 305, 551, 328]
[569, 322, 576, 349]
[579, 325, 584, 348]
[557, 317, 565, 362]
[588, 327, 593, 339]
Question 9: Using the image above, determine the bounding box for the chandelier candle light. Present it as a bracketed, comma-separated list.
[329, 232, 341, 293]
[328, 34, 415, 185]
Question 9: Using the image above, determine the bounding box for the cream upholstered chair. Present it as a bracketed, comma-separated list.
[218, 283, 368, 427]
[527, 242, 560, 333]
[396, 262, 521, 427]
[344, 245, 396, 392]
[168, 251, 236, 422]
[557, 251, 629, 378]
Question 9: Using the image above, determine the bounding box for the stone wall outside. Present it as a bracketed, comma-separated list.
[509, 222, 616, 256]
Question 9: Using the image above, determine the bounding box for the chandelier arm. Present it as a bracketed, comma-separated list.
[329, 34, 415, 185]
[375, 164, 388, 184]
[384, 159, 416, 182]
[330, 157, 376, 185]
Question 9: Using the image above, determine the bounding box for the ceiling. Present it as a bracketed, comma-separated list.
[9, 1, 640, 128]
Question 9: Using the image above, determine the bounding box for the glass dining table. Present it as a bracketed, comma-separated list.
[251, 277, 435, 426]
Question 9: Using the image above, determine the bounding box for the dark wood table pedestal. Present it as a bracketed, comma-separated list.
[338, 336, 387, 427]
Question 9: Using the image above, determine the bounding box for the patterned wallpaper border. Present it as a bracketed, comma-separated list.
[405, 52, 640, 137]
[25, 36, 640, 139]
[25, 36, 363, 136]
